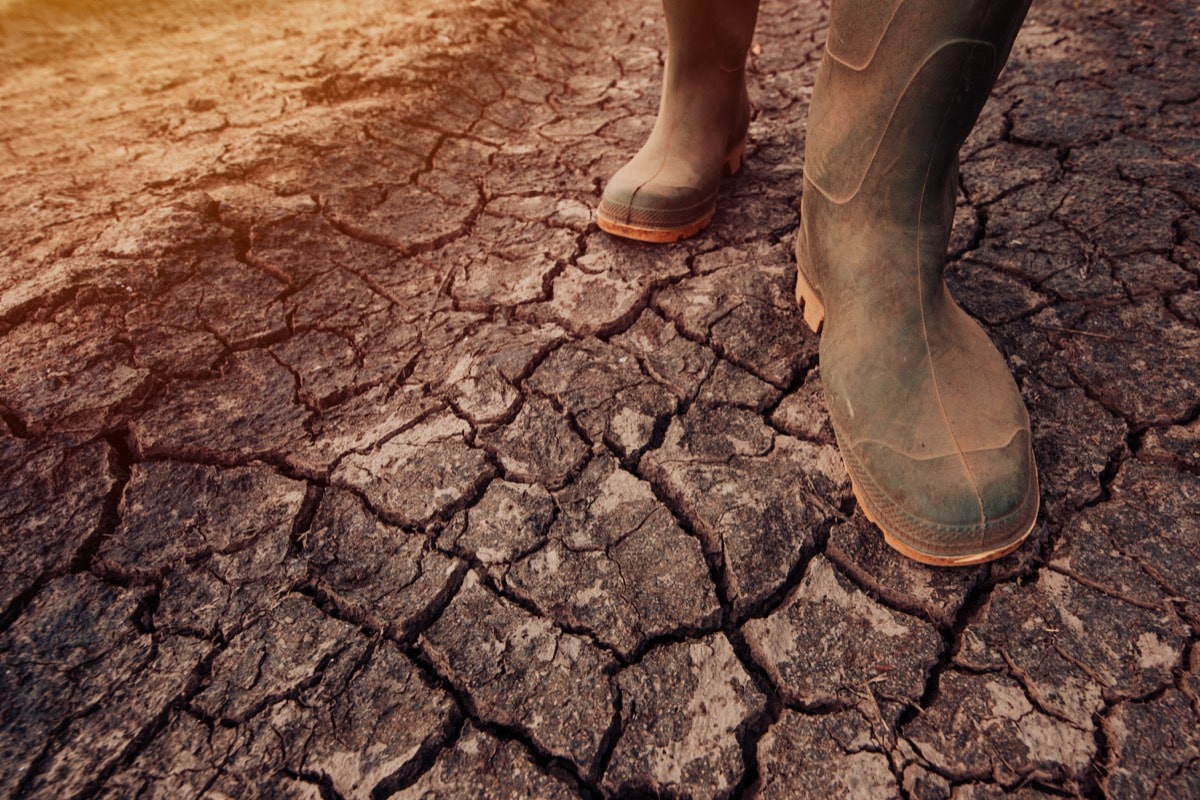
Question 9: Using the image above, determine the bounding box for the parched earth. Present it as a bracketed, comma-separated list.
[1, 0, 1198, 797]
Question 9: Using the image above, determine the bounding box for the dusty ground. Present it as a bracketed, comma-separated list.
[1, 0, 1198, 797]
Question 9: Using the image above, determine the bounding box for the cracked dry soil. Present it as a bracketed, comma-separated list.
[1, 0, 1198, 797]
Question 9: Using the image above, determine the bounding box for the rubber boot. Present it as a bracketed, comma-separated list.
[597, 0, 759, 243]
[795, 0, 1038, 566]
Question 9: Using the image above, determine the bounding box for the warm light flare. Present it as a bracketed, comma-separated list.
[0, 0, 454, 294]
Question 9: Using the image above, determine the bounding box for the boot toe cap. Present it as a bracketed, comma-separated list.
[598, 176, 718, 233]
[848, 429, 1038, 563]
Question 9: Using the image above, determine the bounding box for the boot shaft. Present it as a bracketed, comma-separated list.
[805, 0, 1032, 219]
[661, 0, 759, 73]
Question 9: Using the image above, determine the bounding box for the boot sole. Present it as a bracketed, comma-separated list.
[795, 262, 1037, 567]
[596, 136, 747, 244]
[794, 260, 826, 333]
[596, 206, 718, 243]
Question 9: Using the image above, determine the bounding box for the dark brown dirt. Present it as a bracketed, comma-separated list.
[1, 0, 1198, 797]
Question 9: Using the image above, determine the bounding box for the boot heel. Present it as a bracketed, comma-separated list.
[794, 264, 825, 333]
[723, 135, 748, 176]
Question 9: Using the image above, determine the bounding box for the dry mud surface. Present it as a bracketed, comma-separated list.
[1, 0, 1199, 797]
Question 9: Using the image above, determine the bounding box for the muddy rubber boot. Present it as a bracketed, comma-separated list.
[795, 0, 1039, 566]
[596, 0, 759, 243]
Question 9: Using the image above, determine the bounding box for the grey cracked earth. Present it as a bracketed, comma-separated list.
[1, 0, 1198, 797]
